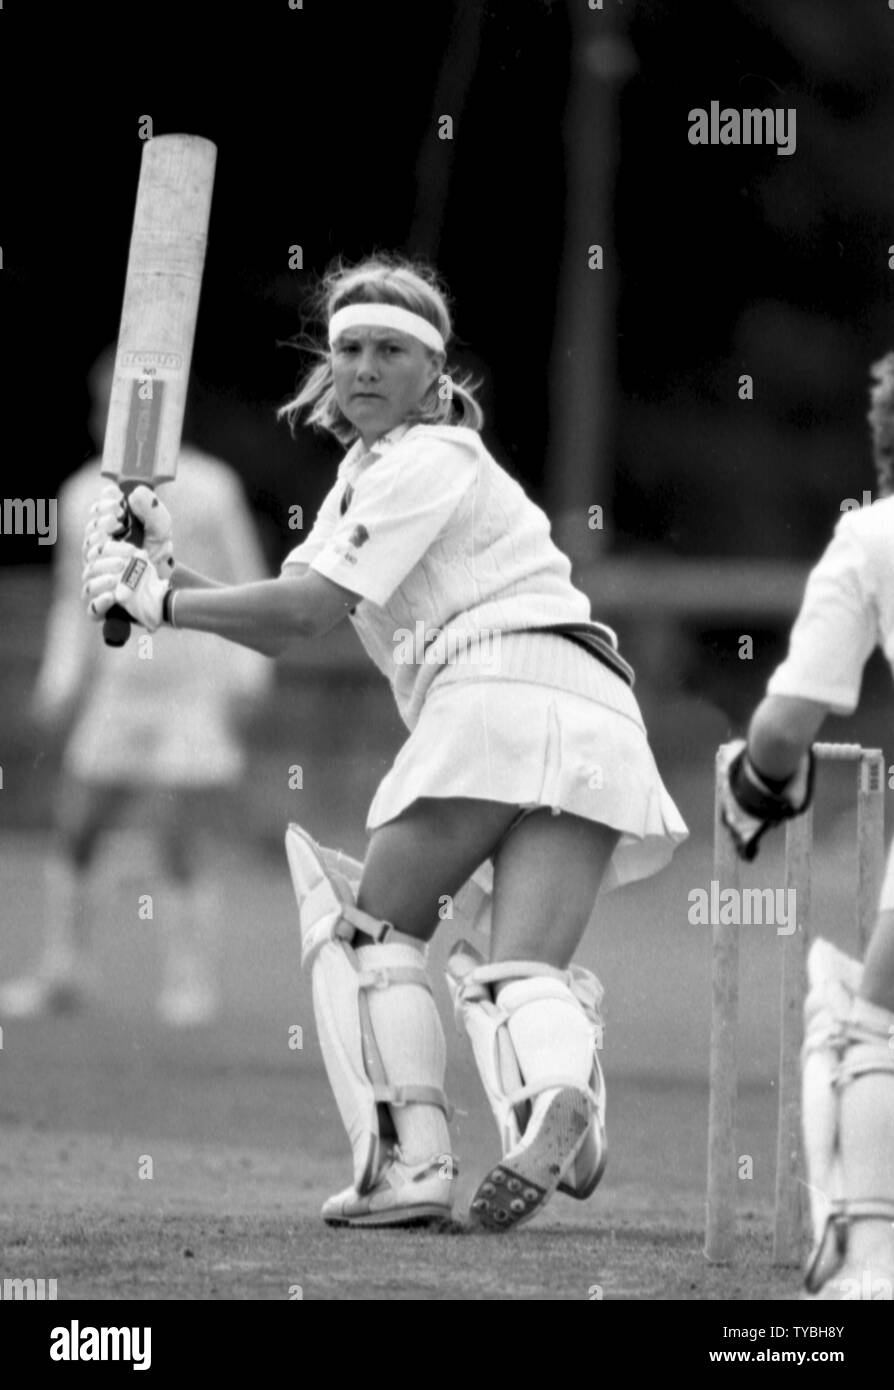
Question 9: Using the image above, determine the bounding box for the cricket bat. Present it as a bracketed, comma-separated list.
[101, 133, 217, 646]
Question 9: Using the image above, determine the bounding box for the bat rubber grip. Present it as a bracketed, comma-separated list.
[102, 506, 146, 648]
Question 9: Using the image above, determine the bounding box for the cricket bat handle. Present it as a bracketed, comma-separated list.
[102, 491, 147, 648]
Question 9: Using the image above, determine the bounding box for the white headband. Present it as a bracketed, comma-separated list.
[328, 304, 445, 354]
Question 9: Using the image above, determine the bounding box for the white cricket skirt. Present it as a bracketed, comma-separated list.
[366, 631, 688, 892]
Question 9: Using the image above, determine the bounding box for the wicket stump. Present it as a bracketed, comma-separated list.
[705, 741, 886, 1266]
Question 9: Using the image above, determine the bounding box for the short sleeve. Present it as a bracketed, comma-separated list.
[280, 476, 346, 575]
[309, 433, 478, 606]
[767, 515, 880, 714]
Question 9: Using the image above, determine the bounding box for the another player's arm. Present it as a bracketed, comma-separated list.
[720, 518, 877, 859]
[741, 517, 876, 786]
[170, 570, 359, 657]
[746, 694, 830, 781]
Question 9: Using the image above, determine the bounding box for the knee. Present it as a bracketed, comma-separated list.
[355, 885, 438, 945]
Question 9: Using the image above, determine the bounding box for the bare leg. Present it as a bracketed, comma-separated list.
[151, 788, 222, 1026]
[51, 778, 133, 964]
[356, 796, 522, 942]
[490, 809, 620, 967]
[0, 780, 131, 1016]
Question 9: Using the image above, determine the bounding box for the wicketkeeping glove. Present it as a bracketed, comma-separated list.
[82, 539, 170, 633]
[718, 737, 815, 862]
[84, 483, 174, 576]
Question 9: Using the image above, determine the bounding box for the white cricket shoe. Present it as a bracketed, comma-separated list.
[469, 1085, 595, 1232]
[322, 1155, 456, 1229]
[557, 1097, 608, 1200]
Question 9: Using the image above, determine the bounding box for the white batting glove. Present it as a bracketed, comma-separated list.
[82, 539, 170, 632]
[83, 485, 124, 559]
[718, 740, 767, 860]
[83, 483, 174, 576]
[718, 737, 814, 862]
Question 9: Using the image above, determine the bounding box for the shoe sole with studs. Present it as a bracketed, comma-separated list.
[468, 1087, 591, 1232]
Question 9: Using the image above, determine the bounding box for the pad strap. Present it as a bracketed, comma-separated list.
[302, 899, 396, 964]
[341, 902, 395, 940]
[469, 960, 569, 987]
[504, 1076, 602, 1111]
[456, 958, 603, 1025]
[357, 965, 432, 992]
[805, 1201, 894, 1293]
[356, 967, 453, 1120]
[834, 1056, 894, 1086]
[834, 1199, 894, 1220]
[372, 1083, 451, 1112]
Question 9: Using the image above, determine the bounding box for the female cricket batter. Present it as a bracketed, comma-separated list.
[719, 353, 894, 1299]
[82, 256, 687, 1231]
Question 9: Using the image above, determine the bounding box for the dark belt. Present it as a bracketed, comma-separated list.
[522, 623, 636, 689]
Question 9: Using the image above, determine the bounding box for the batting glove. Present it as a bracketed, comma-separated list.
[718, 737, 815, 862]
[82, 539, 170, 633]
[84, 483, 174, 576]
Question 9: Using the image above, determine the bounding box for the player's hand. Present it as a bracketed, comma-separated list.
[84, 484, 174, 576]
[718, 738, 814, 861]
[83, 485, 123, 559]
[127, 485, 174, 574]
[82, 539, 169, 633]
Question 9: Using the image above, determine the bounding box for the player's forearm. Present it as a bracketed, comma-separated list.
[170, 563, 225, 591]
[747, 695, 829, 778]
[170, 579, 311, 656]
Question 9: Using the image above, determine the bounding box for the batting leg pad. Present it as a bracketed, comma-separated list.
[446, 942, 607, 1213]
[801, 938, 894, 1299]
[285, 823, 453, 1195]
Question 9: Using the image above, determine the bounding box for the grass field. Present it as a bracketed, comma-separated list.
[0, 774, 871, 1301]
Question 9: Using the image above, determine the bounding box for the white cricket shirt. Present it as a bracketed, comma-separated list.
[281, 423, 598, 729]
[767, 497, 894, 713]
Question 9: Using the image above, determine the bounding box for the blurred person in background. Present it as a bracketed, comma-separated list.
[0, 348, 271, 1026]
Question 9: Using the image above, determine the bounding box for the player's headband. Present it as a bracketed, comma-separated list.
[328, 304, 446, 354]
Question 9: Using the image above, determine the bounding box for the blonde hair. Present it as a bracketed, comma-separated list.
[869, 352, 894, 498]
[277, 254, 484, 443]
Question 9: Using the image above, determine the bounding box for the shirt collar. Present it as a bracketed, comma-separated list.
[344, 423, 413, 468]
